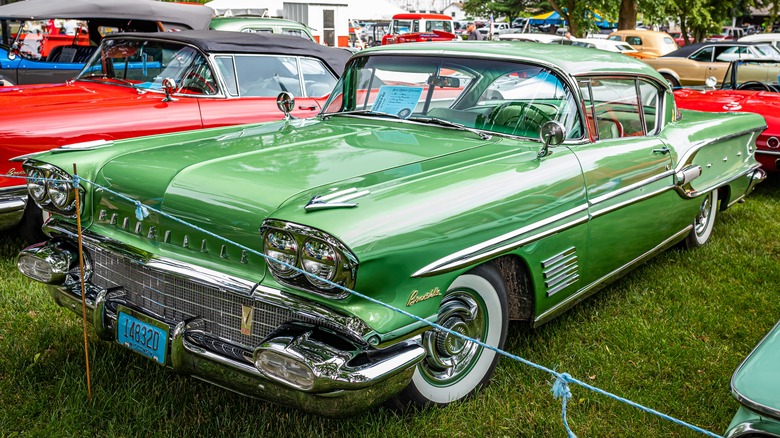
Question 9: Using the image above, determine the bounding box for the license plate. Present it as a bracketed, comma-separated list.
[116, 306, 168, 365]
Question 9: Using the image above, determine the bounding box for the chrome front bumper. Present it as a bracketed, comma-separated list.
[18, 238, 425, 416]
[0, 186, 27, 231]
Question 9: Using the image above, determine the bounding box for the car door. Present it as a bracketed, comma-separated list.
[572, 77, 678, 287]
[679, 46, 720, 85]
[198, 54, 336, 126]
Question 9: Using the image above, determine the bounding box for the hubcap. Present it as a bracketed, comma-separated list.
[694, 193, 712, 236]
[420, 291, 486, 385]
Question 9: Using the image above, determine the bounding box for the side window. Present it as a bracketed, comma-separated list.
[215, 55, 238, 96]
[580, 77, 656, 140]
[300, 57, 337, 96]
[234, 55, 302, 97]
[689, 47, 714, 62]
[626, 36, 642, 45]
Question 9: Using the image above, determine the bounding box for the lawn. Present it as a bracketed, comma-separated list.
[1, 176, 778, 437]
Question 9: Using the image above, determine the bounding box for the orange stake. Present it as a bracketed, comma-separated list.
[73, 163, 92, 400]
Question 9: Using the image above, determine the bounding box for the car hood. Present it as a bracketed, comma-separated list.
[731, 320, 780, 421]
[67, 116, 538, 275]
[0, 81, 141, 109]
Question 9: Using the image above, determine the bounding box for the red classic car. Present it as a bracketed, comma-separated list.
[381, 13, 458, 45]
[0, 30, 350, 241]
[674, 59, 780, 172]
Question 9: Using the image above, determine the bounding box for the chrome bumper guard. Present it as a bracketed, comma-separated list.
[18, 239, 425, 416]
[0, 186, 27, 231]
[747, 167, 767, 194]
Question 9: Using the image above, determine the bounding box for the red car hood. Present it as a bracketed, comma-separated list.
[0, 81, 143, 109]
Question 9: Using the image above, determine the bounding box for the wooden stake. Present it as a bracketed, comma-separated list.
[73, 163, 92, 401]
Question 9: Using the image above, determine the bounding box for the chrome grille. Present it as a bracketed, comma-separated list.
[88, 247, 294, 348]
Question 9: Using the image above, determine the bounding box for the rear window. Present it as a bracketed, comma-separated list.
[663, 37, 675, 45]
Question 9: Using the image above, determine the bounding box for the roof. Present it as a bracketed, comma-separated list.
[0, 0, 212, 30]
[663, 41, 766, 58]
[358, 41, 661, 79]
[391, 13, 452, 20]
[106, 30, 352, 75]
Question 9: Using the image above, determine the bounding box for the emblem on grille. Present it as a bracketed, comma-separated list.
[241, 304, 254, 335]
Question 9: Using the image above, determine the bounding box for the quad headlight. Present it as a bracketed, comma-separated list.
[261, 220, 357, 298]
[22, 162, 81, 215]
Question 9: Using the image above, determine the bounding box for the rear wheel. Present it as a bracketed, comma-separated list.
[661, 73, 680, 88]
[684, 189, 718, 249]
[394, 264, 508, 406]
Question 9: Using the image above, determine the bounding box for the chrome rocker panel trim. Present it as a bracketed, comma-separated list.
[0, 185, 27, 231]
[19, 237, 425, 416]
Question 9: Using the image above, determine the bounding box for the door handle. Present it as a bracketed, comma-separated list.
[299, 105, 317, 111]
[652, 147, 670, 155]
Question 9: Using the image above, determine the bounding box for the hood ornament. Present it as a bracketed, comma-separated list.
[305, 187, 370, 211]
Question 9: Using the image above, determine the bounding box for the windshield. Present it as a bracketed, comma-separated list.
[76, 38, 218, 95]
[322, 54, 582, 140]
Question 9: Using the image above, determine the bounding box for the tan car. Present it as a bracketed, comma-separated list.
[642, 41, 780, 87]
[607, 30, 678, 58]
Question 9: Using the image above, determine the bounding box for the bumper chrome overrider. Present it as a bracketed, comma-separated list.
[18, 238, 425, 416]
[747, 167, 767, 194]
[0, 185, 27, 231]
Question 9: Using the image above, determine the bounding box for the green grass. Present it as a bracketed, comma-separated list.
[2, 177, 780, 437]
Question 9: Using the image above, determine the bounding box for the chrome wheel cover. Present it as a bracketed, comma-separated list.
[420, 291, 486, 386]
[694, 192, 713, 237]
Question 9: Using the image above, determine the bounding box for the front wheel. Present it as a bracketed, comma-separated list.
[394, 264, 508, 406]
[684, 189, 718, 249]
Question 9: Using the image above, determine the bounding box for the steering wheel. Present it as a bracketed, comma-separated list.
[736, 81, 772, 91]
[485, 102, 553, 136]
[184, 71, 217, 94]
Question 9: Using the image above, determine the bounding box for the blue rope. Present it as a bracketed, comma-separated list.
[11, 173, 723, 438]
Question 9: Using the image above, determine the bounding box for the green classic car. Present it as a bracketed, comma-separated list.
[17, 42, 767, 415]
[726, 321, 780, 438]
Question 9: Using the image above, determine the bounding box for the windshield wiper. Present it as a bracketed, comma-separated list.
[408, 116, 493, 140]
[328, 110, 405, 119]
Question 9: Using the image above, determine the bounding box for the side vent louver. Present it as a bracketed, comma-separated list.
[541, 247, 579, 297]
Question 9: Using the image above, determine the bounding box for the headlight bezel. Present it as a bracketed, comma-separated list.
[22, 162, 83, 217]
[261, 220, 358, 299]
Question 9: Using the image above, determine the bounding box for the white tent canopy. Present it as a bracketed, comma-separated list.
[204, 0, 268, 17]
[347, 0, 405, 20]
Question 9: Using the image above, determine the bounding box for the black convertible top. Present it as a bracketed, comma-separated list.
[663, 41, 768, 58]
[0, 0, 212, 30]
[110, 30, 353, 75]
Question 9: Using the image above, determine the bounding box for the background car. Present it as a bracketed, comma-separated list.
[0, 30, 349, 241]
[642, 41, 780, 87]
[740, 32, 780, 48]
[16, 42, 765, 416]
[668, 30, 694, 47]
[607, 29, 678, 58]
[0, 0, 212, 86]
[674, 59, 780, 172]
[210, 16, 316, 41]
[496, 32, 572, 44]
[381, 13, 457, 45]
[724, 320, 780, 438]
[571, 38, 641, 55]
[707, 26, 745, 42]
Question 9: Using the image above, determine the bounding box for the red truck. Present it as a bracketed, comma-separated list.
[382, 13, 458, 45]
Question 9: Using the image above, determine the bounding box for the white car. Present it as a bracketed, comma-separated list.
[572, 38, 640, 55]
[740, 32, 780, 48]
[497, 33, 571, 44]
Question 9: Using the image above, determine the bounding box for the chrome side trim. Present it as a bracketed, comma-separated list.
[541, 247, 578, 297]
[0, 185, 27, 231]
[533, 225, 692, 327]
[590, 185, 674, 219]
[730, 319, 780, 423]
[588, 170, 675, 206]
[756, 150, 780, 156]
[675, 127, 766, 171]
[677, 164, 762, 199]
[412, 204, 590, 278]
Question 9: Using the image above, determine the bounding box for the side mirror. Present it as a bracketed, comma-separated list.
[161, 77, 177, 102]
[8, 41, 19, 61]
[704, 76, 717, 89]
[277, 91, 295, 120]
[538, 120, 565, 158]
